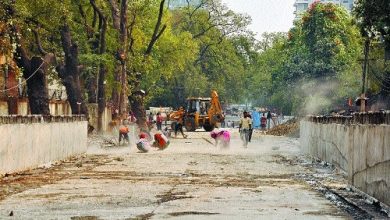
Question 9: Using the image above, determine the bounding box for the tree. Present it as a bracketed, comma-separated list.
[89, 0, 108, 130]
[246, 3, 362, 115]
[354, 0, 390, 57]
[9, 0, 91, 116]
[57, 24, 89, 116]
[354, 0, 390, 108]
[128, 0, 168, 128]
[153, 0, 252, 106]
[5, 0, 52, 115]
[289, 3, 361, 114]
[108, 0, 128, 118]
[301, 2, 361, 78]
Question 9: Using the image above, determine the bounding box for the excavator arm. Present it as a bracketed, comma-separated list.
[208, 90, 225, 124]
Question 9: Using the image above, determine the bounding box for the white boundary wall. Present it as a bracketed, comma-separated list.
[0, 119, 87, 175]
[300, 118, 390, 206]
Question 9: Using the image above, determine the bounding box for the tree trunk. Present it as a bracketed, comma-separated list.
[86, 76, 97, 103]
[58, 24, 88, 116]
[27, 57, 50, 115]
[14, 29, 50, 115]
[90, 0, 108, 132]
[119, 0, 128, 116]
[129, 0, 166, 128]
[97, 65, 106, 131]
[109, 0, 128, 118]
[108, 0, 120, 119]
[130, 89, 147, 129]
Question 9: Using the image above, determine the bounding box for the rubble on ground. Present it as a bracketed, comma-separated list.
[267, 118, 299, 137]
[88, 134, 118, 147]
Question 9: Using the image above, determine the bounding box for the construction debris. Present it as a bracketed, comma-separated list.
[88, 134, 118, 147]
[267, 118, 300, 137]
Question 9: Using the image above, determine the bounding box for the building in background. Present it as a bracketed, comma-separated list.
[167, 0, 202, 9]
[294, 0, 355, 20]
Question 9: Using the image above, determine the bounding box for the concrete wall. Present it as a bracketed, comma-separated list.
[49, 101, 72, 116]
[17, 100, 28, 115]
[0, 115, 87, 175]
[0, 101, 7, 116]
[87, 104, 112, 132]
[0, 100, 72, 116]
[300, 112, 390, 206]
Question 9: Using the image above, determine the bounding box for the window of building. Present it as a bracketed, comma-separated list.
[296, 3, 308, 11]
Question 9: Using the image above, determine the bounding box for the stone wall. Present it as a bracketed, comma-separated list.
[300, 112, 390, 206]
[87, 104, 112, 132]
[0, 115, 87, 175]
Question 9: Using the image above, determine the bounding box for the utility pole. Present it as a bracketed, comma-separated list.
[360, 38, 370, 112]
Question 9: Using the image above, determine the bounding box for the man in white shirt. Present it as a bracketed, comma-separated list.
[239, 111, 252, 147]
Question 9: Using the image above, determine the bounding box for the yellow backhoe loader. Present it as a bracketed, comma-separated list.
[169, 90, 225, 132]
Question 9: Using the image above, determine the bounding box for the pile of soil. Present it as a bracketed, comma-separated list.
[267, 118, 300, 137]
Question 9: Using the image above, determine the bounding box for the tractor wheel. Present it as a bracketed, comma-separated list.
[184, 118, 196, 131]
[203, 123, 214, 132]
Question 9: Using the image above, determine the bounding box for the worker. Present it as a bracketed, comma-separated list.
[156, 112, 163, 131]
[247, 112, 253, 142]
[119, 123, 130, 145]
[267, 110, 272, 130]
[152, 133, 170, 150]
[210, 129, 231, 148]
[239, 111, 252, 147]
[136, 133, 151, 153]
[261, 113, 267, 133]
[163, 126, 171, 138]
[173, 107, 187, 138]
[127, 110, 137, 124]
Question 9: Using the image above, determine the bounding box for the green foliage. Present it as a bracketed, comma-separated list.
[2, 0, 370, 115]
[145, 1, 253, 107]
[354, 0, 390, 43]
[301, 2, 361, 78]
[247, 3, 362, 115]
[354, 0, 390, 98]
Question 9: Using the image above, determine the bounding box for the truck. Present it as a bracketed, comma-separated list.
[169, 90, 225, 132]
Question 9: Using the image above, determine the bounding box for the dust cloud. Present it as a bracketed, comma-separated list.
[296, 79, 339, 115]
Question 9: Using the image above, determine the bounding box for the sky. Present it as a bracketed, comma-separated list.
[221, 0, 296, 40]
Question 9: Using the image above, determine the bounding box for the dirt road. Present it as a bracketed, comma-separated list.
[0, 130, 387, 219]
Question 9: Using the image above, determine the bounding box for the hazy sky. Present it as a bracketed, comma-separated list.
[222, 0, 296, 39]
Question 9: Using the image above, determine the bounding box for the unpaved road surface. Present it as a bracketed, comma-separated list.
[0, 130, 388, 219]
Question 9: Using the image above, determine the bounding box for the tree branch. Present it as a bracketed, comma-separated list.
[188, 0, 206, 18]
[120, 0, 128, 42]
[92, 9, 97, 28]
[145, 0, 166, 56]
[128, 12, 137, 56]
[12, 25, 31, 75]
[108, 0, 120, 30]
[32, 29, 48, 56]
[78, 3, 94, 38]
[89, 0, 107, 54]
